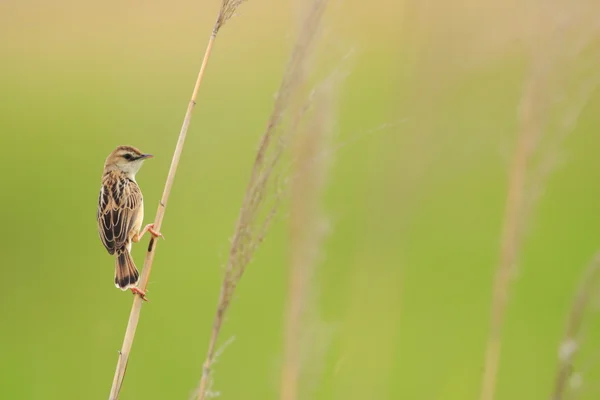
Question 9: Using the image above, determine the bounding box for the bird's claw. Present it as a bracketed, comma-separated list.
[147, 224, 165, 240]
[130, 287, 149, 302]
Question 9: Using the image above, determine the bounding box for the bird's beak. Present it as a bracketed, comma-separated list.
[139, 154, 154, 160]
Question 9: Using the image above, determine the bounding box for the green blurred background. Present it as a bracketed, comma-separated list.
[2, 0, 600, 399]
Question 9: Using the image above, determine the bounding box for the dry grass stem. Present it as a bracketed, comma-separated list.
[192, 1, 329, 399]
[108, 0, 247, 397]
[280, 76, 336, 400]
[109, 37, 215, 400]
[478, 59, 544, 400]
[552, 252, 600, 400]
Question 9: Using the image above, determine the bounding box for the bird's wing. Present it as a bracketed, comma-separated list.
[97, 173, 142, 255]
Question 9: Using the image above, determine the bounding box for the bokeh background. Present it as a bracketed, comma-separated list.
[2, 0, 600, 399]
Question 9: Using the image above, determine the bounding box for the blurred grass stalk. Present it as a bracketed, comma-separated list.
[479, 55, 544, 400]
[552, 252, 600, 400]
[479, 3, 600, 397]
[108, 1, 246, 399]
[280, 71, 336, 400]
[191, 1, 328, 399]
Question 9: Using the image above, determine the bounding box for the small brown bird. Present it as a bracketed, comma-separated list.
[97, 145, 162, 300]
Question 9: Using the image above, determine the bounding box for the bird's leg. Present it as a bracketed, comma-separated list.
[132, 224, 164, 242]
[130, 287, 149, 302]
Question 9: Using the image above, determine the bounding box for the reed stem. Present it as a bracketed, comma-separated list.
[108, 33, 216, 400]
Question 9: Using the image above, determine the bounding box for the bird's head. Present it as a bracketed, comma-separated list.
[103, 145, 153, 178]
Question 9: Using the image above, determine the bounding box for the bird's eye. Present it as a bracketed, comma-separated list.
[123, 153, 133, 160]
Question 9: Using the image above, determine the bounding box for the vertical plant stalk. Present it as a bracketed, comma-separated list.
[280, 263, 303, 400]
[192, 2, 327, 399]
[279, 80, 335, 400]
[108, 28, 219, 400]
[551, 252, 600, 400]
[479, 77, 541, 400]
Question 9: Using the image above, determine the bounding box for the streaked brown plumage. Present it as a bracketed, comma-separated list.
[97, 145, 161, 300]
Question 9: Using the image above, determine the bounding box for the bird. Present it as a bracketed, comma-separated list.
[97, 145, 162, 300]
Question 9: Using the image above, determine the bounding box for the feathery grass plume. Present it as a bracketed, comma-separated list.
[520, 1, 600, 228]
[108, 1, 247, 398]
[552, 252, 600, 400]
[280, 74, 337, 400]
[214, 0, 247, 34]
[192, 1, 329, 399]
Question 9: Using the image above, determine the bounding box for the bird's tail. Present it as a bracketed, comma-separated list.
[114, 248, 140, 290]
